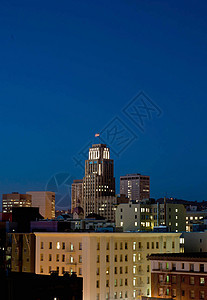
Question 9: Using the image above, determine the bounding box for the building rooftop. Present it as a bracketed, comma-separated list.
[149, 252, 207, 262]
[91, 144, 107, 148]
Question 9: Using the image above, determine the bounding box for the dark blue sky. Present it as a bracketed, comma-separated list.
[0, 0, 207, 208]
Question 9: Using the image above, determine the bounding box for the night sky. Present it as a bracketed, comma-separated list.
[0, 0, 207, 208]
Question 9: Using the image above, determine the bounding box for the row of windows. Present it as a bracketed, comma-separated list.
[40, 254, 82, 263]
[40, 266, 82, 276]
[97, 241, 164, 251]
[96, 279, 128, 288]
[41, 240, 175, 252]
[97, 291, 129, 300]
[159, 288, 205, 299]
[159, 262, 204, 272]
[40, 241, 82, 250]
[97, 253, 144, 263]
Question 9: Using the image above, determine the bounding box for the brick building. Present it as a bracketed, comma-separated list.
[149, 252, 207, 299]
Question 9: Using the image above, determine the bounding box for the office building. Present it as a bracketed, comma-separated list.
[26, 191, 55, 219]
[2, 193, 32, 213]
[149, 252, 207, 299]
[71, 179, 83, 212]
[83, 144, 115, 218]
[120, 174, 150, 202]
[116, 201, 186, 232]
[35, 231, 180, 300]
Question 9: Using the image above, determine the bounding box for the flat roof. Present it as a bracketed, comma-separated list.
[149, 252, 207, 262]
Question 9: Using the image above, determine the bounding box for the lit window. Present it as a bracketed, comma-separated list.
[56, 242, 60, 250]
[133, 278, 136, 286]
[133, 242, 136, 250]
[133, 290, 136, 298]
[135, 222, 137, 226]
[200, 277, 205, 285]
[133, 254, 136, 262]
[176, 223, 178, 227]
[135, 208, 137, 212]
[175, 208, 178, 212]
[120, 222, 123, 227]
[190, 277, 194, 285]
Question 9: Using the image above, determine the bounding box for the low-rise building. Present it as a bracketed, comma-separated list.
[116, 201, 186, 232]
[149, 252, 207, 300]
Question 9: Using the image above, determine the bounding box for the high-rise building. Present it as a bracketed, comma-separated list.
[2, 192, 32, 213]
[35, 231, 181, 300]
[26, 191, 55, 219]
[83, 144, 115, 218]
[71, 179, 83, 212]
[120, 173, 150, 201]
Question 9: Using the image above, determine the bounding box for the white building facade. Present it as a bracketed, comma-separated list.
[35, 232, 180, 300]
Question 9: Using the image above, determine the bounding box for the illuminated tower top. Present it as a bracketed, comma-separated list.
[88, 144, 110, 160]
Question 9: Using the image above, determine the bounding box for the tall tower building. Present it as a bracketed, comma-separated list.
[26, 191, 55, 219]
[120, 173, 150, 202]
[2, 192, 32, 213]
[83, 144, 115, 218]
[71, 179, 83, 212]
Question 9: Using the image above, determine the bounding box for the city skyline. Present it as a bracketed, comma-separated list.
[0, 138, 206, 211]
[0, 0, 207, 203]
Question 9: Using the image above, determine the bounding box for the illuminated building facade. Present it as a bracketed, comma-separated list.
[185, 210, 207, 232]
[26, 191, 55, 219]
[120, 174, 150, 202]
[2, 192, 32, 213]
[83, 144, 115, 218]
[149, 252, 207, 300]
[116, 202, 186, 232]
[71, 179, 83, 212]
[35, 232, 180, 300]
[11, 233, 35, 273]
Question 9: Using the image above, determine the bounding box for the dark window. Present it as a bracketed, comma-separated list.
[200, 264, 204, 272]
